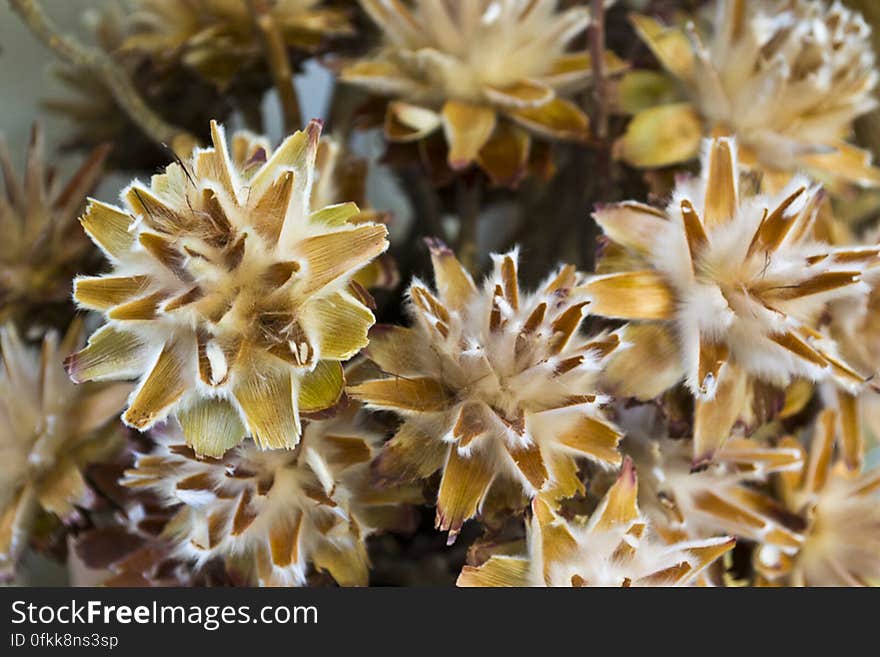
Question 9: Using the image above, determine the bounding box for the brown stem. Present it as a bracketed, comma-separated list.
[245, 0, 302, 133]
[589, 0, 609, 140]
[455, 176, 481, 275]
[9, 0, 192, 151]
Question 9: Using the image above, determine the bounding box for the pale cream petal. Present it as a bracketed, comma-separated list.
[580, 271, 676, 320]
[178, 398, 246, 457]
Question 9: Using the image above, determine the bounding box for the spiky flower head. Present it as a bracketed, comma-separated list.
[123, 0, 352, 90]
[0, 125, 108, 328]
[122, 410, 417, 587]
[587, 137, 878, 465]
[619, 0, 880, 188]
[349, 244, 623, 541]
[67, 121, 389, 457]
[341, 0, 615, 185]
[753, 409, 880, 586]
[621, 405, 805, 561]
[458, 458, 735, 587]
[0, 322, 130, 579]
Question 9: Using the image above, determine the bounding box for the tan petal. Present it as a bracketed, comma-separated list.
[556, 413, 622, 466]
[363, 324, 427, 377]
[312, 539, 369, 587]
[79, 200, 135, 260]
[441, 101, 497, 170]
[234, 368, 299, 449]
[124, 185, 189, 235]
[629, 14, 694, 80]
[37, 458, 89, 518]
[615, 70, 680, 115]
[836, 390, 862, 472]
[457, 555, 531, 587]
[592, 457, 639, 530]
[64, 325, 148, 383]
[426, 238, 477, 310]
[252, 170, 293, 245]
[452, 402, 489, 449]
[436, 448, 495, 541]
[123, 344, 188, 430]
[804, 409, 836, 495]
[74, 275, 152, 311]
[615, 103, 702, 168]
[696, 338, 729, 398]
[372, 420, 448, 485]
[505, 441, 548, 491]
[799, 141, 880, 187]
[693, 365, 748, 467]
[702, 139, 738, 228]
[269, 510, 302, 568]
[476, 121, 531, 187]
[602, 324, 683, 399]
[580, 271, 675, 320]
[295, 224, 388, 297]
[305, 291, 374, 361]
[178, 398, 246, 457]
[593, 201, 667, 256]
[298, 360, 344, 414]
[507, 98, 589, 141]
[347, 377, 450, 412]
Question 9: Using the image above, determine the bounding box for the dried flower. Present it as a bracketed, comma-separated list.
[123, 0, 352, 90]
[587, 137, 878, 465]
[67, 121, 388, 456]
[45, 6, 235, 173]
[349, 244, 623, 541]
[341, 0, 621, 185]
[0, 322, 130, 579]
[122, 409, 417, 586]
[737, 409, 879, 586]
[0, 125, 108, 328]
[458, 458, 735, 587]
[619, 0, 880, 188]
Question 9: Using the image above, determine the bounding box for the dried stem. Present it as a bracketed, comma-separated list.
[589, 0, 609, 140]
[245, 0, 302, 133]
[455, 176, 482, 275]
[9, 0, 192, 150]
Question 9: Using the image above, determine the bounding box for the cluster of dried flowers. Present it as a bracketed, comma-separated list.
[2, 0, 879, 587]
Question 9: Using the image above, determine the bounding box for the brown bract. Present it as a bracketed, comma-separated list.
[67, 120, 388, 456]
[588, 137, 878, 465]
[349, 243, 623, 542]
[0, 322, 130, 579]
[341, 0, 625, 186]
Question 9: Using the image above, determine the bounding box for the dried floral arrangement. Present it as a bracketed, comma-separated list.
[2, 0, 879, 588]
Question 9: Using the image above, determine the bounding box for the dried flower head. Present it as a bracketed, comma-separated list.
[620, 0, 880, 188]
[67, 121, 388, 456]
[349, 244, 624, 541]
[123, 0, 352, 90]
[0, 322, 130, 579]
[0, 125, 108, 328]
[621, 406, 804, 558]
[341, 0, 617, 185]
[45, 6, 234, 173]
[587, 137, 878, 464]
[458, 458, 735, 587]
[752, 409, 880, 586]
[122, 410, 417, 586]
